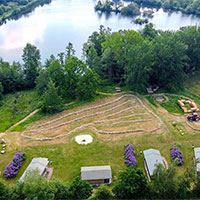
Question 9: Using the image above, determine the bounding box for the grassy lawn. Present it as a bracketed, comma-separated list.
[145, 96, 158, 108]
[1, 76, 200, 186]
[159, 96, 184, 114]
[0, 127, 198, 185]
[0, 90, 40, 132]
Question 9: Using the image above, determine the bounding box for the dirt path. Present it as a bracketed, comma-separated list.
[6, 109, 40, 132]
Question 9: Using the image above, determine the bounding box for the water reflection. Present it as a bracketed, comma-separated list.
[0, 0, 199, 62]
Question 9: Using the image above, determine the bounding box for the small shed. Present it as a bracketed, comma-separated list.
[143, 149, 165, 180]
[81, 165, 112, 186]
[19, 158, 49, 182]
[194, 147, 200, 174]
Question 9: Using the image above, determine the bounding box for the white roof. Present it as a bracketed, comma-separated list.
[19, 158, 49, 182]
[81, 165, 112, 180]
[143, 148, 164, 176]
[194, 148, 200, 172]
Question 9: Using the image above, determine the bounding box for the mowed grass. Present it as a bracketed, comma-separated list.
[0, 90, 40, 132]
[2, 75, 200, 185]
[0, 125, 199, 185]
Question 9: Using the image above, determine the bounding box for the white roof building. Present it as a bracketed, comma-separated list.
[194, 147, 200, 173]
[81, 165, 112, 185]
[19, 158, 49, 182]
[143, 148, 165, 177]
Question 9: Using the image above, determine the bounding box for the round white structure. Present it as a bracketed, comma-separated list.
[75, 135, 93, 145]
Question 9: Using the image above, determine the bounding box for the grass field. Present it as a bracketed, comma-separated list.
[1, 75, 200, 186]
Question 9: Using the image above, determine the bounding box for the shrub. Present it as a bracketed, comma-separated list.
[124, 144, 137, 167]
[4, 152, 26, 179]
[170, 144, 183, 166]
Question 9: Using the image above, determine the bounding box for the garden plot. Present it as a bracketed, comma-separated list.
[22, 94, 162, 141]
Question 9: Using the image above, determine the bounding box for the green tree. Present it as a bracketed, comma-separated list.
[141, 23, 158, 39]
[66, 42, 75, 59]
[36, 69, 49, 96]
[69, 177, 93, 199]
[22, 43, 41, 88]
[52, 179, 70, 200]
[10, 170, 56, 200]
[0, 181, 9, 200]
[47, 60, 65, 96]
[120, 3, 140, 16]
[125, 40, 153, 91]
[64, 57, 86, 98]
[41, 80, 63, 113]
[150, 31, 188, 91]
[76, 68, 100, 99]
[112, 167, 149, 199]
[0, 82, 3, 100]
[176, 26, 200, 72]
[94, 185, 113, 200]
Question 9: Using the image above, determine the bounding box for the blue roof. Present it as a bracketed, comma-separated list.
[143, 148, 164, 176]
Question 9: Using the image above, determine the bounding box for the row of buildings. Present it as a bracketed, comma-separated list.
[19, 148, 200, 185]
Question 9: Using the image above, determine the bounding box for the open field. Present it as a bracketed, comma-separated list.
[1, 78, 200, 185]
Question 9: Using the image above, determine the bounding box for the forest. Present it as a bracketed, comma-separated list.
[0, 24, 199, 113]
[0, 0, 51, 25]
[95, 0, 200, 16]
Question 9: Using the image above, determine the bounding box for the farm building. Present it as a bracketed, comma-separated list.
[143, 148, 165, 180]
[81, 165, 112, 185]
[194, 147, 200, 174]
[19, 157, 53, 182]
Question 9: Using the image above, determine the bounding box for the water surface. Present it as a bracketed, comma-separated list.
[0, 0, 199, 62]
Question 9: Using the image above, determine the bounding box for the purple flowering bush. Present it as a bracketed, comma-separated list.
[124, 144, 137, 167]
[4, 152, 26, 179]
[170, 144, 183, 166]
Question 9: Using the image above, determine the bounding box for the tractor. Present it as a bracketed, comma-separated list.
[187, 112, 200, 122]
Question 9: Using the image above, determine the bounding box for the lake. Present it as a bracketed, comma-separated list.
[0, 0, 200, 62]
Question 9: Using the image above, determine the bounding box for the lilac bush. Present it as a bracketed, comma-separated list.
[170, 144, 183, 166]
[124, 144, 137, 167]
[4, 152, 26, 179]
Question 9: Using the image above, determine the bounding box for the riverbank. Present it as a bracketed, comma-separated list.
[0, 0, 51, 26]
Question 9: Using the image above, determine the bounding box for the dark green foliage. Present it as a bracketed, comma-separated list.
[52, 179, 70, 200]
[112, 167, 149, 199]
[22, 43, 41, 88]
[10, 170, 56, 200]
[0, 181, 9, 200]
[141, 23, 158, 39]
[69, 177, 93, 200]
[36, 69, 49, 96]
[94, 185, 113, 200]
[121, 3, 140, 16]
[150, 32, 188, 91]
[150, 164, 194, 199]
[76, 68, 100, 99]
[41, 80, 63, 114]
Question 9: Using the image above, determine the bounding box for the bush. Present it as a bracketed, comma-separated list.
[4, 152, 26, 179]
[124, 144, 137, 167]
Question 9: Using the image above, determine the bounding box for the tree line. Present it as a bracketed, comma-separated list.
[1, 164, 200, 199]
[0, 0, 51, 25]
[83, 24, 200, 92]
[0, 25, 200, 113]
[96, 0, 200, 16]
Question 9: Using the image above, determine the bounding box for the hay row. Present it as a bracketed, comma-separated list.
[21, 94, 162, 140]
[37, 95, 134, 128]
